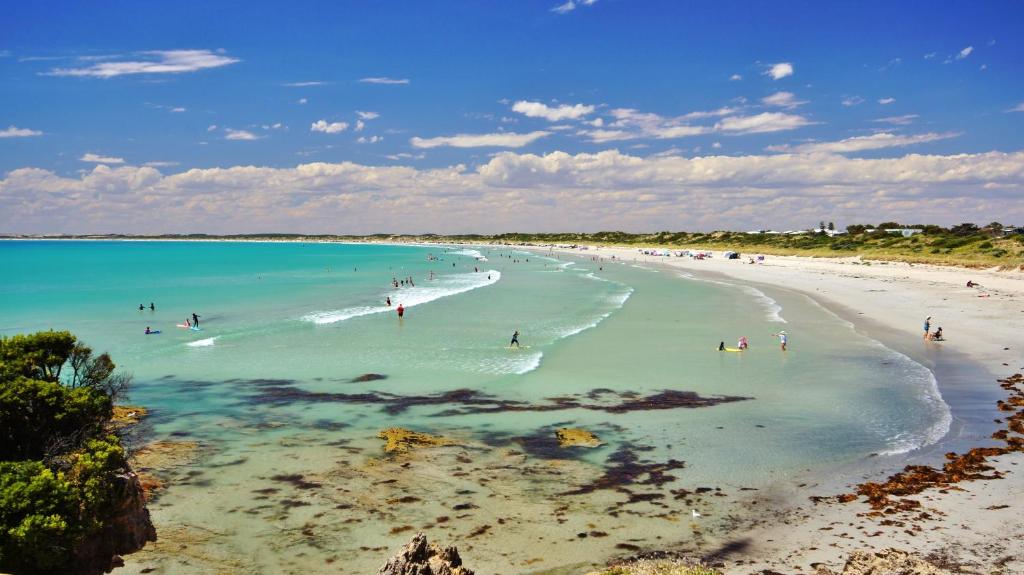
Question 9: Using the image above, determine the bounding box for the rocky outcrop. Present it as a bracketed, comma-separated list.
[556, 427, 603, 448]
[72, 469, 157, 574]
[378, 427, 452, 454]
[814, 549, 950, 575]
[352, 373, 388, 382]
[377, 533, 473, 575]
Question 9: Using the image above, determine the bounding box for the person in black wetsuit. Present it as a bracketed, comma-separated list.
[149, 302, 155, 311]
[510, 330, 520, 348]
[192, 313, 200, 327]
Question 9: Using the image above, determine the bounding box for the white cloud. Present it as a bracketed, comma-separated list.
[357, 136, 383, 144]
[207, 124, 218, 132]
[956, 46, 974, 60]
[80, 153, 125, 164]
[715, 112, 817, 134]
[47, 49, 238, 78]
[761, 91, 807, 108]
[511, 100, 595, 121]
[766, 132, 958, 154]
[311, 120, 349, 134]
[262, 123, 285, 131]
[841, 96, 865, 107]
[297, 98, 308, 105]
[711, 142, 722, 149]
[924, 52, 937, 59]
[225, 129, 260, 141]
[143, 161, 180, 168]
[729, 74, 743, 81]
[873, 114, 919, 125]
[358, 77, 410, 85]
[765, 62, 793, 80]
[171, 107, 186, 113]
[410, 131, 550, 148]
[355, 120, 365, 132]
[551, 0, 576, 13]
[1007, 102, 1024, 113]
[5, 150, 1021, 234]
[283, 81, 326, 87]
[356, 111, 380, 120]
[0, 125, 43, 138]
[878, 97, 896, 105]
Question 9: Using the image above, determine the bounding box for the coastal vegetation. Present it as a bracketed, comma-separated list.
[0, 331, 153, 574]
[8, 221, 1022, 268]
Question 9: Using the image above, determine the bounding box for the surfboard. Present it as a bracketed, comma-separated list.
[721, 347, 742, 352]
[145, 330, 161, 335]
[508, 345, 531, 350]
[189, 326, 202, 331]
[176, 324, 190, 328]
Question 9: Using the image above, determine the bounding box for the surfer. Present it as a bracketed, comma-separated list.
[192, 313, 200, 327]
[772, 331, 788, 351]
[138, 304, 144, 311]
[510, 330, 520, 348]
[397, 304, 404, 318]
[738, 336, 748, 350]
[149, 302, 155, 311]
[718, 341, 726, 351]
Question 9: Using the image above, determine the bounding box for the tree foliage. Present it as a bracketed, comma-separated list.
[0, 331, 134, 573]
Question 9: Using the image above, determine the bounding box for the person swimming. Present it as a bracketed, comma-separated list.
[510, 330, 520, 348]
[145, 326, 152, 334]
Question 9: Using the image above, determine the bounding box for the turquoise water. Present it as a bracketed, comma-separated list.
[0, 241, 951, 573]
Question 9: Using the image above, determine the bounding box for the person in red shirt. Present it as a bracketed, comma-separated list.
[397, 304, 404, 318]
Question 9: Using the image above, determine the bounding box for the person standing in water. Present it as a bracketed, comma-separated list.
[149, 302, 155, 311]
[138, 304, 144, 311]
[397, 304, 404, 318]
[510, 330, 520, 348]
[772, 331, 787, 351]
[738, 336, 748, 350]
[923, 316, 931, 340]
[386, 296, 392, 306]
[192, 312, 200, 327]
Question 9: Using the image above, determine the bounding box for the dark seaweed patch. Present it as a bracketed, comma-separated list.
[562, 445, 685, 496]
[269, 473, 322, 490]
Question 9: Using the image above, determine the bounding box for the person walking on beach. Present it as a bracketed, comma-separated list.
[397, 304, 404, 319]
[192, 312, 200, 327]
[772, 331, 787, 351]
[923, 316, 931, 340]
[510, 330, 520, 348]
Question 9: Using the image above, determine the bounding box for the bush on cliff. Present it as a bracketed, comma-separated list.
[0, 331, 142, 574]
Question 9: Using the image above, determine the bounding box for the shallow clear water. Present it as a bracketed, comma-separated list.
[0, 241, 951, 573]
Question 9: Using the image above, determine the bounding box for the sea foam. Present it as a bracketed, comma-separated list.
[303, 270, 501, 325]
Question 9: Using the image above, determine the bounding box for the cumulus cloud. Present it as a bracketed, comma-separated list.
[729, 74, 743, 81]
[511, 100, 595, 121]
[357, 135, 383, 144]
[873, 114, 919, 125]
[766, 132, 958, 154]
[841, 96, 865, 107]
[878, 97, 896, 105]
[956, 46, 974, 60]
[1006, 102, 1024, 113]
[358, 77, 409, 85]
[311, 120, 349, 134]
[4, 150, 1021, 234]
[0, 126, 43, 138]
[225, 129, 260, 140]
[761, 91, 807, 108]
[356, 111, 380, 120]
[410, 131, 550, 148]
[354, 120, 365, 132]
[46, 49, 238, 78]
[80, 153, 125, 164]
[765, 62, 793, 80]
[297, 98, 307, 105]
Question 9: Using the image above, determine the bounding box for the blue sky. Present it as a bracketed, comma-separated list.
[1, 1, 1022, 234]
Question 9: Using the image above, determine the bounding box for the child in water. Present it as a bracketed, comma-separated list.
[738, 336, 748, 350]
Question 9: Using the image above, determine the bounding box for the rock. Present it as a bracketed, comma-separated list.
[555, 427, 604, 448]
[814, 549, 951, 575]
[352, 373, 388, 382]
[71, 468, 157, 575]
[377, 533, 474, 575]
[378, 428, 452, 454]
[110, 405, 148, 428]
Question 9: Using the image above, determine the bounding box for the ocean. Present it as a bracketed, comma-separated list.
[0, 240, 952, 573]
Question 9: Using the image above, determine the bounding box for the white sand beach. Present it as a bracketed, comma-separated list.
[546, 245, 1024, 573]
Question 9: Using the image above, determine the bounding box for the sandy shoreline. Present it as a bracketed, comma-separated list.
[541, 244, 1023, 573]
